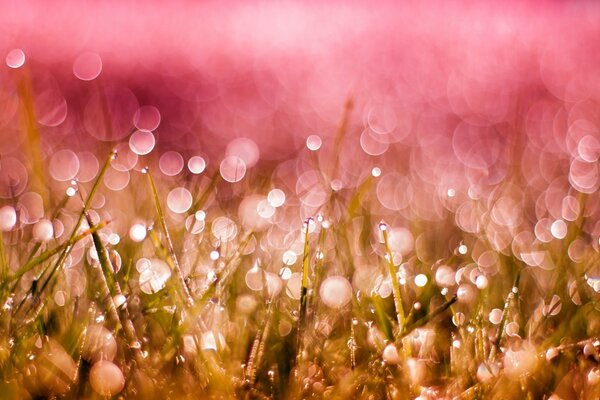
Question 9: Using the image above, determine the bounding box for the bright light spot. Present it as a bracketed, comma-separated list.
[108, 233, 120, 246]
[282, 250, 297, 265]
[219, 156, 247, 183]
[447, 188, 456, 197]
[306, 135, 322, 151]
[475, 275, 488, 290]
[32, 219, 54, 241]
[209, 250, 220, 261]
[279, 267, 292, 280]
[200, 332, 218, 351]
[0, 206, 17, 231]
[458, 244, 468, 255]
[267, 188, 286, 208]
[138, 258, 171, 294]
[129, 223, 147, 242]
[257, 200, 275, 219]
[113, 294, 127, 309]
[129, 130, 156, 155]
[302, 218, 317, 234]
[188, 156, 206, 174]
[73, 52, 103, 81]
[195, 210, 206, 221]
[503, 343, 537, 378]
[6, 49, 25, 68]
[66, 187, 77, 197]
[435, 265, 455, 287]
[371, 167, 381, 177]
[319, 276, 353, 309]
[488, 308, 503, 325]
[330, 179, 343, 191]
[211, 216, 237, 242]
[414, 274, 428, 287]
[551, 219, 568, 239]
[167, 187, 193, 214]
[382, 344, 400, 364]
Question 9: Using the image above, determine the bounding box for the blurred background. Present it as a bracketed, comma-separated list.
[3, 1, 600, 398]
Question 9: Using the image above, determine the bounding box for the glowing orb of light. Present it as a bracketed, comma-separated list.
[319, 275, 353, 309]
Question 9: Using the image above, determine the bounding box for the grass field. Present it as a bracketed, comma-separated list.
[2, 1, 600, 399]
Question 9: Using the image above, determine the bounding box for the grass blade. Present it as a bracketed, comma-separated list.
[143, 167, 195, 308]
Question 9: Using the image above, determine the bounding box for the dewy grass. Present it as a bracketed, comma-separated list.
[295, 217, 312, 362]
[4, 14, 600, 397]
[144, 167, 195, 308]
[378, 222, 412, 360]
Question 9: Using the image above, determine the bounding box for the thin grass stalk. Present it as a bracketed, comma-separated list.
[401, 295, 457, 338]
[12, 221, 108, 282]
[379, 223, 406, 331]
[0, 231, 6, 282]
[144, 167, 195, 308]
[296, 218, 312, 362]
[11, 150, 115, 297]
[245, 297, 275, 391]
[489, 271, 521, 363]
[86, 213, 144, 365]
